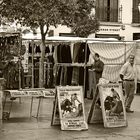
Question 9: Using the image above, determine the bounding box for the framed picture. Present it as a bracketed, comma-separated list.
[57, 86, 88, 130]
[99, 83, 127, 128]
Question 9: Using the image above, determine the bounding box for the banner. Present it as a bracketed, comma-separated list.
[43, 89, 55, 98]
[27, 90, 43, 97]
[57, 86, 88, 130]
[98, 83, 127, 128]
[4, 89, 55, 98]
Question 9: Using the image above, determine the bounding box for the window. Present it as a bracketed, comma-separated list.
[132, 0, 140, 23]
[59, 33, 76, 37]
[96, 0, 118, 22]
[95, 34, 120, 40]
[133, 33, 140, 40]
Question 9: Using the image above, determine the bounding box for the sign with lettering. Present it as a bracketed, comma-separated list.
[5, 90, 29, 97]
[57, 86, 88, 130]
[27, 90, 43, 97]
[98, 83, 127, 128]
[43, 89, 55, 98]
[4, 89, 55, 98]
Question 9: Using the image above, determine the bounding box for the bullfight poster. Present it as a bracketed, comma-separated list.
[57, 86, 88, 130]
[98, 83, 127, 128]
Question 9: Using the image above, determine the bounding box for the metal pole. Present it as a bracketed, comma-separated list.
[31, 41, 34, 88]
[83, 41, 88, 98]
[18, 33, 22, 89]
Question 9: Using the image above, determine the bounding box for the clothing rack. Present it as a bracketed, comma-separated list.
[22, 38, 90, 97]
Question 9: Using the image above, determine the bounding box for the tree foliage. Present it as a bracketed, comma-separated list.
[1, 0, 98, 37]
[0, 0, 99, 87]
[71, 17, 99, 37]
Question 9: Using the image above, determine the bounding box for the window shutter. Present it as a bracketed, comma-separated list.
[96, 0, 108, 21]
[110, 0, 118, 22]
[132, 0, 140, 23]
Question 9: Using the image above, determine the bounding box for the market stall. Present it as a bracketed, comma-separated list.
[0, 32, 22, 120]
[21, 36, 119, 96]
[2, 34, 140, 122]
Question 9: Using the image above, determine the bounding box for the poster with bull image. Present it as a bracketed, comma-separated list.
[57, 86, 88, 130]
[98, 83, 127, 128]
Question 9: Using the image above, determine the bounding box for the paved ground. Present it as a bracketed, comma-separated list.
[0, 94, 140, 140]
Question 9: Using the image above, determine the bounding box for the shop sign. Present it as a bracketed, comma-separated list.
[99, 27, 121, 32]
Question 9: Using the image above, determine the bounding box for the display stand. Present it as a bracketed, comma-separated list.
[0, 32, 22, 120]
[88, 83, 127, 128]
[3, 88, 55, 118]
[51, 86, 88, 130]
[51, 90, 60, 126]
[87, 70, 97, 99]
[87, 85, 103, 124]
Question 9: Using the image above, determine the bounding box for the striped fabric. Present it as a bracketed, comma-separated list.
[71, 67, 79, 85]
[88, 42, 136, 82]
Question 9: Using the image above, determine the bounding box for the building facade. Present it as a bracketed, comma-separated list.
[95, 0, 140, 41]
[51, 0, 140, 41]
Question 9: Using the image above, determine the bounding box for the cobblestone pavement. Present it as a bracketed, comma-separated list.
[0, 94, 140, 140]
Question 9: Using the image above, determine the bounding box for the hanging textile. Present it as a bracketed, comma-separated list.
[45, 54, 54, 88]
[34, 58, 39, 88]
[55, 44, 72, 85]
[88, 42, 136, 82]
[0, 34, 21, 89]
[35, 45, 41, 53]
[45, 46, 50, 54]
[72, 43, 90, 85]
[136, 42, 140, 81]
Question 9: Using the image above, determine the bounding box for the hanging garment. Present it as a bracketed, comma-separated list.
[57, 44, 72, 63]
[55, 65, 62, 85]
[77, 43, 90, 63]
[4, 62, 18, 89]
[34, 60, 39, 88]
[45, 46, 50, 54]
[45, 54, 54, 88]
[35, 45, 41, 53]
[71, 67, 79, 85]
[61, 44, 72, 63]
[56, 44, 72, 85]
[73, 43, 81, 63]
[28, 43, 32, 54]
[72, 43, 90, 85]
[52, 46, 55, 53]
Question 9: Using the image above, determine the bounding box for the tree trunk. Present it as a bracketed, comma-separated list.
[39, 30, 46, 88]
